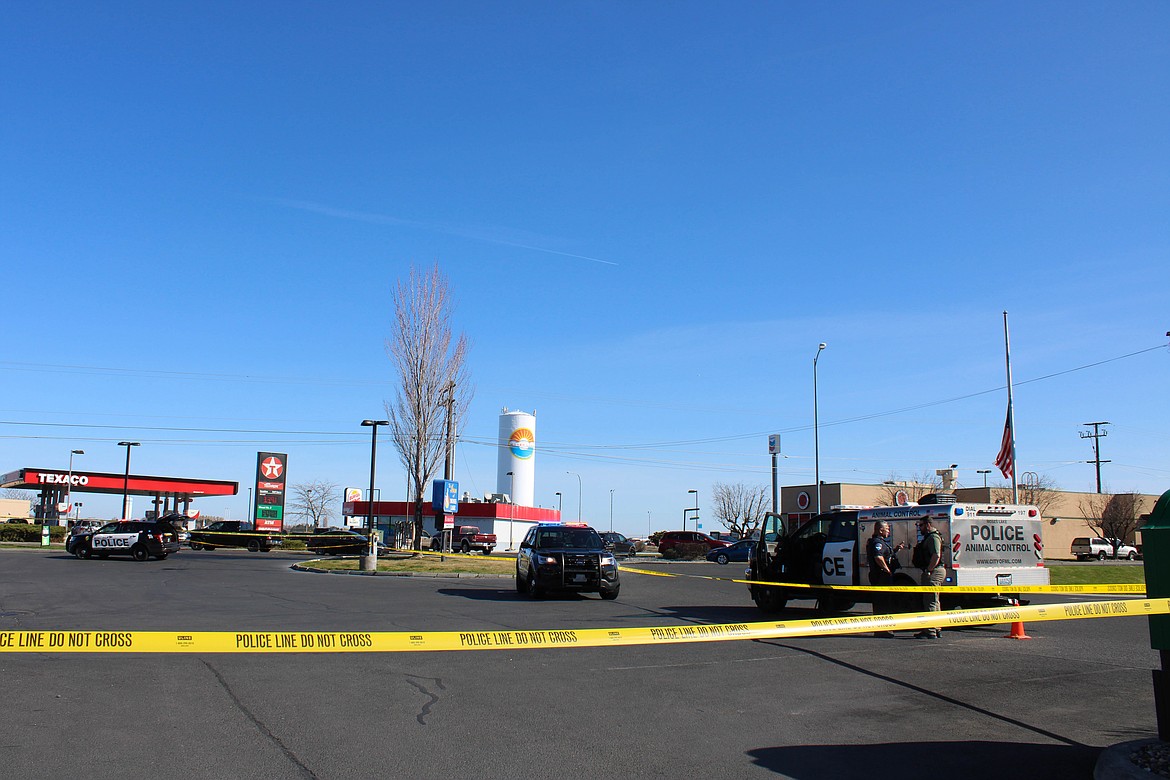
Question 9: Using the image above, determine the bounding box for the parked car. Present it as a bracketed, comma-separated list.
[189, 520, 279, 552]
[657, 531, 730, 555]
[600, 531, 641, 558]
[706, 538, 756, 565]
[307, 528, 374, 555]
[1071, 537, 1138, 561]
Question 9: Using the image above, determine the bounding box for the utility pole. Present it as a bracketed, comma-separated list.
[1080, 421, 1110, 494]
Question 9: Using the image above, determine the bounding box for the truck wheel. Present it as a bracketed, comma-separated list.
[431, 539, 440, 552]
[1097, 551, 1106, 561]
[461, 540, 471, 554]
[600, 586, 619, 600]
[515, 569, 526, 593]
[484, 547, 493, 556]
[131, 544, 149, 562]
[247, 540, 261, 553]
[1127, 551, 1137, 560]
[752, 587, 787, 614]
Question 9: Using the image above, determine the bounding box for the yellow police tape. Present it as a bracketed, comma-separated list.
[617, 565, 1147, 595]
[1, 597, 1165, 653]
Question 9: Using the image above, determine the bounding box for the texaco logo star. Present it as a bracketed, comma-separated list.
[260, 457, 284, 479]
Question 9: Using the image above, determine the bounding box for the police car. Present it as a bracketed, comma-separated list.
[515, 523, 620, 599]
[67, 519, 183, 561]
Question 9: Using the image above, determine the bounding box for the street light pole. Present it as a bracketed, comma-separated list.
[66, 449, 83, 522]
[361, 420, 389, 571]
[813, 342, 826, 515]
[685, 488, 698, 532]
[566, 471, 582, 522]
[555, 492, 562, 516]
[647, 510, 651, 539]
[609, 489, 615, 533]
[977, 469, 991, 488]
[116, 442, 139, 521]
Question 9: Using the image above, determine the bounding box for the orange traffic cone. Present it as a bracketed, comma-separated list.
[1003, 598, 1032, 640]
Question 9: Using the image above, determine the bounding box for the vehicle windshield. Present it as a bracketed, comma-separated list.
[535, 528, 603, 549]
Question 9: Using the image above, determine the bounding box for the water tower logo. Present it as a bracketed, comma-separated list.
[509, 427, 535, 459]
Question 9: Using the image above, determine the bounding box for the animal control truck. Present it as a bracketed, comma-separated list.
[748, 496, 1049, 613]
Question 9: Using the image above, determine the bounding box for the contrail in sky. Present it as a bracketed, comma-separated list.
[268, 197, 619, 266]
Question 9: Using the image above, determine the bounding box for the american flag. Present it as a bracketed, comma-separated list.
[994, 410, 1013, 479]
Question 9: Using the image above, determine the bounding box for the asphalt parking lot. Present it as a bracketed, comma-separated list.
[0, 549, 1159, 779]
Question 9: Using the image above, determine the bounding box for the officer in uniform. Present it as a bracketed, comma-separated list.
[915, 516, 945, 639]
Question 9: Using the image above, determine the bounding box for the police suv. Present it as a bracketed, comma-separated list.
[748, 494, 1049, 613]
[515, 523, 620, 599]
[67, 519, 183, 562]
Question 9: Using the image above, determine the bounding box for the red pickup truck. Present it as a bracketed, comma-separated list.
[431, 525, 496, 554]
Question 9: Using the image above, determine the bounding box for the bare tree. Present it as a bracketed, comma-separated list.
[876, 471, 942, 506]
[1079, 491, 1144, 555]
[711, 482, 769, 539]
[385, 264, 472, 549]
[991, 473, 1061, 517]
[288, 480, 339, 530]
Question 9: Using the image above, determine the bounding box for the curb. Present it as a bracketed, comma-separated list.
[291, 562, 512, 579]
[1095, 738, 1168, 779]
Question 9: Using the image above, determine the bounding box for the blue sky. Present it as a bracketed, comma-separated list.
[2, 2, 1167, 536]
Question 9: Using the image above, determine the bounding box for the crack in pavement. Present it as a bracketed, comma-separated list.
[404, 675, 446, 725]
[201, 660, 318, 778]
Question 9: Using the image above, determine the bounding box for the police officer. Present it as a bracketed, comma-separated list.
[867, 520, 905, 637]
[915, 516, 945, 639]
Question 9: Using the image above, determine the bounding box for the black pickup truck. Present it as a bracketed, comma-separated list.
[189, 521, 281, 552]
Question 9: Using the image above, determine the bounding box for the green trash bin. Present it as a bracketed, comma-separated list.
[1142, 489, 1170, 739]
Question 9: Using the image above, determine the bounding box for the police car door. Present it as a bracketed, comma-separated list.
[821, 517, 857, 587]
[91, 524, 139, 553]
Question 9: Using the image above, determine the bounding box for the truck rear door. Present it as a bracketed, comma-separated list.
[821, 516, 858, 586]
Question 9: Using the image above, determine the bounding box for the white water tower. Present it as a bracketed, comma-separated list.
[497, 408, 535, 507]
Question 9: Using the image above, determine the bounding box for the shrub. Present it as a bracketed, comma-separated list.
[280, 538, 307, 551]
[662, 542, 709, 561]
[0, 524, 66, 542]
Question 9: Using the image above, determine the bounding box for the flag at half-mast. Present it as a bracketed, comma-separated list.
[994, 409, 1013, 479]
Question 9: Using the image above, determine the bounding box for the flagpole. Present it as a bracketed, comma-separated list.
[1003, 311, 1018, 503]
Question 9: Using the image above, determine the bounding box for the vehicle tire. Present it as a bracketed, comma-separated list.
[461, 539, 471, 554]
[131, 544, 149, 562]
[715, 553, 730, 565]
[752, 586, 787, 613]
[515, 568, 526, 593]
[484, 548, 494, 556]
[600, 587, 619, 600]
[76, 547, 91, 560]
[628, 550, 637, 559]
[527, 570, 544, 599]
[431, 539, 440, 552]
[1097, 551, 1107, 561]
[247, 539, 261, 553]
[1128, 551, 1138, 560]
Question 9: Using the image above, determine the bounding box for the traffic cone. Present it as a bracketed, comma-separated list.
[1003, 598, 1032, 640]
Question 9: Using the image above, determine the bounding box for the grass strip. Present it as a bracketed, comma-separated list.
[1047, 563, 1145, 585]
[303, 555, 514, 575]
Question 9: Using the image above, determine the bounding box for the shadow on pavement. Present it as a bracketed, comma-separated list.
[746, 741, 1098, 778]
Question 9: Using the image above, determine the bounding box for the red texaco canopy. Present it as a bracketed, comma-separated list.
[1, 467, 238, 498]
